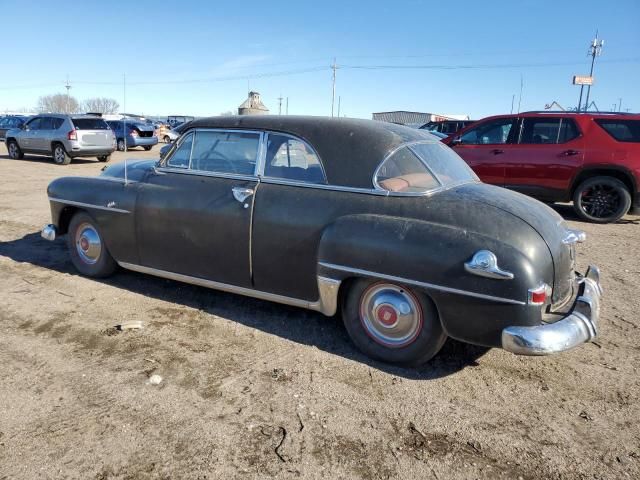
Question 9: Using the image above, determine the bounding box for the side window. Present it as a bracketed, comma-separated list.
[264, 134, 326, 184]
[39, 117, 54, 130]
[52, 118, 64, 129]
[595, 120, 640, 142]
[519, 118, 579, 144]
[190, 131, 259, 175]
[375, 146, 440, 193]
[166, 132, 194, 168]
[26, 118, 42, 130]
[460, 118, 514, 145]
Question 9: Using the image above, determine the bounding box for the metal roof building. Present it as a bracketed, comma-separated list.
[372, 111, 469, 127]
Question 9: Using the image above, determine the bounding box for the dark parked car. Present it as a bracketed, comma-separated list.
[106, 120, 158, 151]
[0, 115, 28, 141]
[42, 116, 601, 366]
[444, 111, 640, 223]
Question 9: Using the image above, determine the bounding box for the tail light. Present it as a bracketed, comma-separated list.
[528, 283, 551, 306]
[67, 130, 77, 140]
[129, 129, 139, 137]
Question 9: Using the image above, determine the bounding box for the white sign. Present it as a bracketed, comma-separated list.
[573, 75, 594, 86]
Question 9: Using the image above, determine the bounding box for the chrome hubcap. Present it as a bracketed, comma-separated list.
[359, 283, 423, 348]
[75, 223, 101, 264]
[9, 143, 17, 157]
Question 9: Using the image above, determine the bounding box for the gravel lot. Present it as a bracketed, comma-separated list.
[0, 142, 638, 479]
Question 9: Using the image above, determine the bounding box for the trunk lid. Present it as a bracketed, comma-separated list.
[453, 183, 575, 305]
[72, 118, 114, 147]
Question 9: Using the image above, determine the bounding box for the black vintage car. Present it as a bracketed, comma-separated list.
[42, 116, 601, 366]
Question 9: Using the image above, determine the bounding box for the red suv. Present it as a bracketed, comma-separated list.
[444, 112, 640, 223]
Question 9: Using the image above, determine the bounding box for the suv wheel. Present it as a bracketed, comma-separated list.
[573, 176, 631, 223]
[7, 140, 24, 159]
[53, 144, 71, 165]
[97, 155, 111, 162]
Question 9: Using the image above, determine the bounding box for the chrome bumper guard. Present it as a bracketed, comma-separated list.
[502, 266, 602, 355]
[41, 224, 57, 241]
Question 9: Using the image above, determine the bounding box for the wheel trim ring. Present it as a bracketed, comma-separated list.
[75, 223, 102, 265]
[359, 283, 423, 348]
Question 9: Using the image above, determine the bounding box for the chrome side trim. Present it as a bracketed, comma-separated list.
[502, 265, 601, 355]
[155, 167, 258, 182]
[258, 177, 389, 196]
[319, 261, 526, 305]
[48, 197, 130, 214]
[464, 250, 514, 280]
[117, 262, 341, 317]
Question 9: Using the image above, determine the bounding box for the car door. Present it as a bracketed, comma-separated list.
[135, 128, 262, 288]
[34, 116, 55, 152]
[504, 116, 585, 200]
[448, 117, 518, 186]
[19, 117, 42, 151]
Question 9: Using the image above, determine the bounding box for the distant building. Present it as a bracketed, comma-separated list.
[372, 111, 469, 127]
[238, 91, 269, 115]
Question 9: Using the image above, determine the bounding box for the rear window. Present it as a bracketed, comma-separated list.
[409, 142, 478, 184]
[595, 119, 640, 142]
[72, 118, 110, 130]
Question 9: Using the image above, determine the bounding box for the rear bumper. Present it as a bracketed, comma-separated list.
[502, 266, 601, 355]
[127, 136, 158, 147]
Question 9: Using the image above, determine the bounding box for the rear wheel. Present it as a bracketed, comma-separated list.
[117, 139, 126, 151]
[163, 135, 171, 144]
[97, 155, 111, 162]
[52, 143, 71, 165]
[342, 279, 447, 366]
[573, 176, 631, 223]
[143, 145, 152, 151]
[7, 140, 23, 159]
[67, 212, 117, 278]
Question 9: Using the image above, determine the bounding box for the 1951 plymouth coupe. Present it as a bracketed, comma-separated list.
[42, 116, 602, 366]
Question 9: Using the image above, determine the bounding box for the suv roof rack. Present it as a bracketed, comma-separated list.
[520, 110, 635, 115]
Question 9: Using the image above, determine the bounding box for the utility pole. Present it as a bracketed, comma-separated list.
[510, 94, 515, 114]
[123, 73, 127, 152]
[337, 96, 341, 117]
[277, 95, 283, 115]
[584, 32, 604, 112]
[286, 97, 289, 115]
[331, 58, 337, 117]
[618, 98, 622, 112]
[65, 75, 71, 113]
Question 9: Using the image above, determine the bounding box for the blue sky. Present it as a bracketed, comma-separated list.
[1, 0, 638, 119]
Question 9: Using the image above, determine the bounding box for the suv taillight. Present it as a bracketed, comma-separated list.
[129, 129, 139, 137]
[67, 130, 77, 141]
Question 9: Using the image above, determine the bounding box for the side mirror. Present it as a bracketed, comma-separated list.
[450, 136, 462, 146]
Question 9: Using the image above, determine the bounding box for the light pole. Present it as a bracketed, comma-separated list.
[583, 33, 604, 112]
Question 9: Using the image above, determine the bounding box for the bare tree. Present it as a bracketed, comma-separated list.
[219, 110, 234, 116]
[83, 97, 120, 114]
[37, 93, 80, 113]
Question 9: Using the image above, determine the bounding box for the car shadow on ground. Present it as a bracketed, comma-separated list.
[0, 153, 99, 165]
[0, 231, 490, 380]
[550, 203, 640, 225]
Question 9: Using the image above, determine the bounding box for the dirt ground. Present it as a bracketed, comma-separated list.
[0, 142, 638, 480]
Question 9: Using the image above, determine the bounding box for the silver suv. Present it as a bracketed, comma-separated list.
[5, 114, 116, 165]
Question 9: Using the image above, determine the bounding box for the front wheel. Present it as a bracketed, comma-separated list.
[7, 140, 24, 159]
[97, 155, 111, 162]
[573, 176, 631, 223]
[67, 212, 117, 278]
[163, 135, 171, 144]
[342, 279, 447, 366]
[117, 139, 127, 151]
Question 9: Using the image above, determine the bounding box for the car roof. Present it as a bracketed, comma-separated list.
[187, 115, 435, 188]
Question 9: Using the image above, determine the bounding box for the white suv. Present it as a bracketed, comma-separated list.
[5, 114, 116, 165]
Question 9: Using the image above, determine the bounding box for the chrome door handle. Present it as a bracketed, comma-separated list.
[232, 186, 254, 203]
